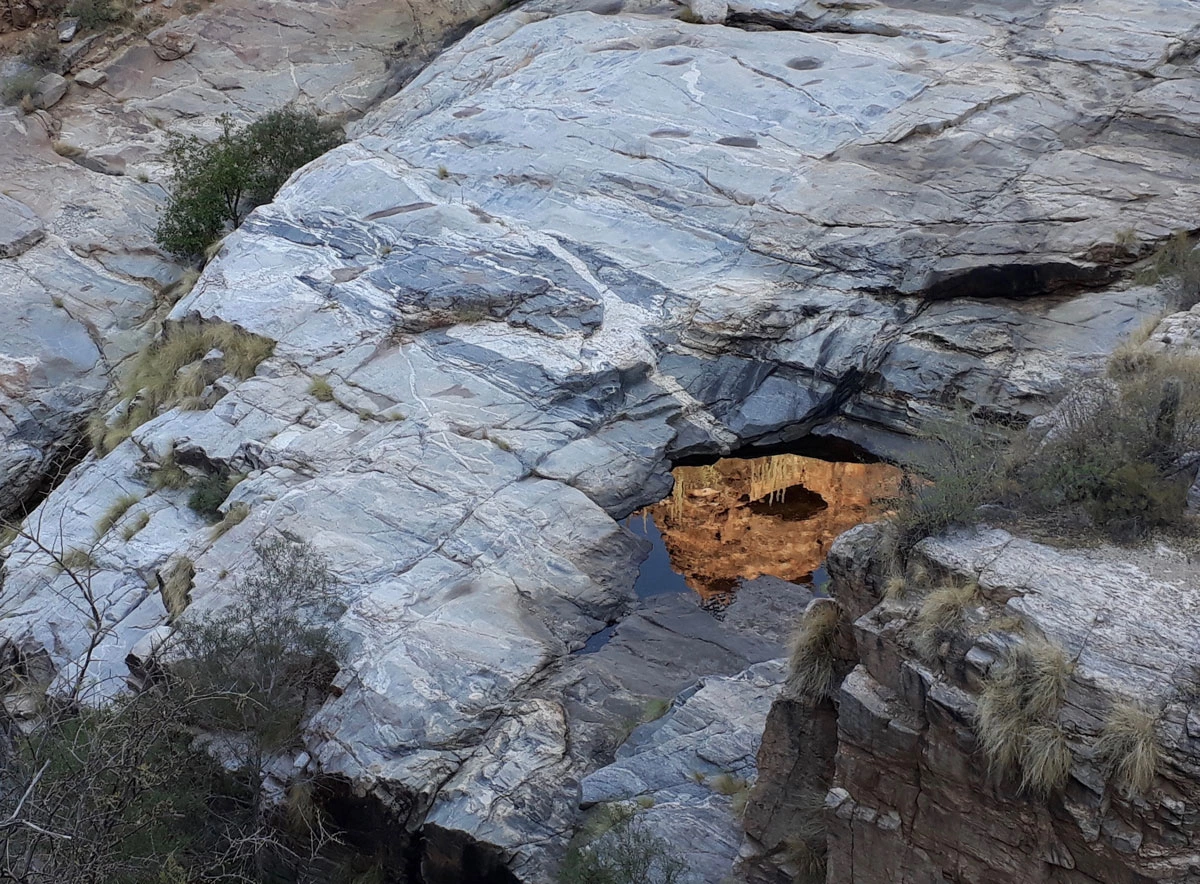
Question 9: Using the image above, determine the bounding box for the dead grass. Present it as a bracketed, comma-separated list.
[913, 580, 979, 660]
[95, 492, 141, 538]
[91, 322, 275, 455]
[159, 556, 194, 619]
[787, 599, 841, 702]
[975, 636, 1075, 793]
[209, 501, 250, 540]
[1018, 723, 1072, 796]
[148, 453, 190, 491]
[120, 511, 151, 541]
[308, 375, 334, 402]
[1096, 700, 1160, 796]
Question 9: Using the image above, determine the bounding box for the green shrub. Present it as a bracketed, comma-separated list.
[1, 71, 41, 106]
[68, 0, 130, 30]
[891, 411, 1012, 549]
[155, 108, 344, 257]
[187, 473, 234, 522]
[561, 812, 685, 884]
[21, 30, 61, 70]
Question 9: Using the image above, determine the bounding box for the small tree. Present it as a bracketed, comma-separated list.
[155, 109, 344, 258]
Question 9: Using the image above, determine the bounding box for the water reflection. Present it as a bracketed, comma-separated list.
[628, 453, 903, 611]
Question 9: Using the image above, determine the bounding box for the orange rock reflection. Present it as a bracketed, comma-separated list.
[638, 454, 903, 606]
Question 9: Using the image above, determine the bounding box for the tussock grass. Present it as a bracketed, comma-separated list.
[91, 322, 275, 455]
[120, 511, 151, 541]
[975, 637, 1075, 793]
[308, 375, 334, 402]
[1097, 701, 1160, 796]
[709, 772, 748, 797]
[913, 580, 979, 661]
[787, 599, 842, 702]
[210, 502, 250, 541]
[160, 556, 194, 619]
[149, 453, 190, 491]
[1018, 723, 1072, 796]
[56, 547, 98, 575]
[95, 493, 141, 538]
[779, 789, 828, 884]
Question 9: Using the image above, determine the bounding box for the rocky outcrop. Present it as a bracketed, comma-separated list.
[4, 0, 1200, 878]
[0, 0, 508, 519]
[749, 521, 1200, 883]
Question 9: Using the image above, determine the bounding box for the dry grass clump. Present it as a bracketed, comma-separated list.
[160, 556, 195, 619]
[1096, 701, 1160, 797]
[1018, 722, 1072, 797]
[91, 322, 275, 455]
[120, 511, 151, 542]
[975, 637, 1075, 794]
[210, 502, 250, 540]
[95, 493, 142, 538]
[912, 579, 979, 661]
[149, 453, 191, 491]
[1137, 230, 1200, 310]
[308, 375, 335, 402]
[787, 599, 842, 702]
[779, 788, 828, 884]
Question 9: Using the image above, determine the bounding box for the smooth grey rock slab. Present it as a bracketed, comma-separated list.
[32, 72, 68, 109]
[74, 67, 108, 88]
[0, 194, 44, 258]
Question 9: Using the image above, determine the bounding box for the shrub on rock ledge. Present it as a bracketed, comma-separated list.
[155, 108, 344, 258]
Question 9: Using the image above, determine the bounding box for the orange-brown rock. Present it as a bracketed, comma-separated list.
[642, 455, 903, 603]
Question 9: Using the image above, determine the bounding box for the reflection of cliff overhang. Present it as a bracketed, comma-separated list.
[644, 454, 903, 602]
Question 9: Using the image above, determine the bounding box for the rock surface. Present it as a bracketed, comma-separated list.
[748, 521, 1200, 883]
[4, 0, 1200, 879]
[0, 0, 507, 520]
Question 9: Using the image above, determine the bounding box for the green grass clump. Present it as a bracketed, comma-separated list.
[308, 375, 335, 402]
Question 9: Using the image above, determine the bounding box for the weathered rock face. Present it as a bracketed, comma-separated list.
[4, 0, 1200, 879]
[748, 521, 1200, 883]
[0, 0, 508, 520]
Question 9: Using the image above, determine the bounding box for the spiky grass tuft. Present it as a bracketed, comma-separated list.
[95, 493, 142, 538]
[1019, 723, 1072, 796]
[1096, 701, 1160, 796]
[975, 636, 1075, 793]
[90, 322, 275, 453]
[308, 375, 335, 402]
[210, 501, 250, 540]
[787, 599, 842, 702]
[120, 511, 151, 541]
[159, 556, 194, 619]
[913, 580, 978, 660]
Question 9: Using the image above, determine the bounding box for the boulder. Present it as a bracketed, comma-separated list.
[58, 16, 77, 41]
[74, 67, 107, 88]
[0, 195, 44, 258]
[147, 27, 195, 60]
[687, 0, 727, 23]
[32, 72, 67, 108]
